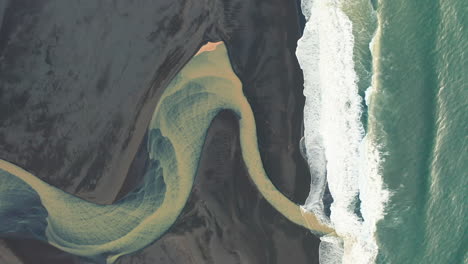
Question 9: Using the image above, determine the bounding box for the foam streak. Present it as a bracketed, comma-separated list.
[297, 0, 389, 263]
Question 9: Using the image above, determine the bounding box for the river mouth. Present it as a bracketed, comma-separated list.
[297, 0, 390, 263]
[0, 42, 334, 263]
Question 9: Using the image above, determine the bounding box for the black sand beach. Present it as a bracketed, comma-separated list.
[0, 0, 317, 263]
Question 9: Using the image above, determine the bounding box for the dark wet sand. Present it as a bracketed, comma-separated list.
[0, 0, 318, 263]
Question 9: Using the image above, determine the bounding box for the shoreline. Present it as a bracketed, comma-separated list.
[1, 0, 321, 262]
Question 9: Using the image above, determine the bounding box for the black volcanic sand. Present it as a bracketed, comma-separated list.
[0, 0, 319, 263]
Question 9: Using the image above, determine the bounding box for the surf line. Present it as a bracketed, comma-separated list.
[0, 42, 335, 264]
[297, 0, 390, 262]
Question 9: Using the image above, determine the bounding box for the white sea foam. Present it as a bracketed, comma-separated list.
[297, 0, 389, 263]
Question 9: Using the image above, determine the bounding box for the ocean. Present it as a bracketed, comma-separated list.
[297, 0, 467, 263]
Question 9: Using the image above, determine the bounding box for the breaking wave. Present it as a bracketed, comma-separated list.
[297, 0, 389, 263]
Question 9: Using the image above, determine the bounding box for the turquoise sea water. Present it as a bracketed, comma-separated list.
[298, 0, 466, 263]
[373, 0, 467, 262]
